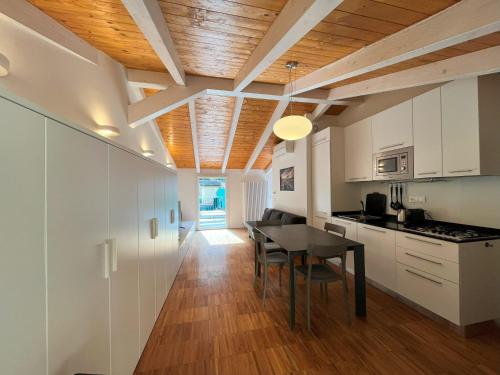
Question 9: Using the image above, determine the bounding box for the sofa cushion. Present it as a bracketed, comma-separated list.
[281, 212, 306, 225]
[269, 210, 284, 221]
[261, 208, 272, 221]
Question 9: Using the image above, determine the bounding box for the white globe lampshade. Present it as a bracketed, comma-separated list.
[273, 115, 312, 141]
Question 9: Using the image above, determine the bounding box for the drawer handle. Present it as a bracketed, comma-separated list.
[485, 242, 494, 248]
[448, 169, 473, 174]
[405, 235, 442, 246]
[417, 171, 438, 175]
[362, 226, 386, 233]
[405, 252, 443, 265]
[349, 177, 367, 181]
[380, 142, 404, 150]
[406, 269, 442, 285]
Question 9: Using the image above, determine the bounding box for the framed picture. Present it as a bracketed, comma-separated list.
[280, 167, 294, 191]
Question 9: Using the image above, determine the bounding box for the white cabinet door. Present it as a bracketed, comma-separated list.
[372, 100, 413, 153]
[47, 120, 110, 375]
[413, 88, 443, 178]
[109, 146, 140, 375]
[357, 224, 396, 290]
[312, 132, 331, 223]
[155, 169, 169, 317]
[344, 118, 372, 182]
[0, 98, 47, 375]
[331, 218, 357, 273]
[138, 162, 157, 350]
[441, 77, 480, 177]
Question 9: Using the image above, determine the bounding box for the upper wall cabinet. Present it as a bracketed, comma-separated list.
[441, 75, 500, 177]
[344, 117, 372, 182]
[372, 100, 413, 153]
[413, 88, 443, 178]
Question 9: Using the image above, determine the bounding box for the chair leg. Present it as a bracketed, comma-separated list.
[263, 265, 268, 303]
[342, 274, 351, 325]
[307, 280, 311, 332]
[279, 265, 283, 288]
[325, 283, 328, 303]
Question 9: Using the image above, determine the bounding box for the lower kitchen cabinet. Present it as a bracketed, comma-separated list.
[357, 224, 397, 290]
[331, 217, 357, 272]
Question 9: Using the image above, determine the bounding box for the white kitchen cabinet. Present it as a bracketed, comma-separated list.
[0, 97, 47, 375]
[312, 129, 331, 229]
[138, 162, 158, 351]
[357, 224, 396, 290]
[155, 169, 169, 317]
[109, 146, 140, 375]
[441, 75, 500, 177]
[344, 117, 372, 182]
[413, 88, 443, 178]
[331, 218, 357, 273]
[47, 119, 110, 375]
[372, 100, 413, 153]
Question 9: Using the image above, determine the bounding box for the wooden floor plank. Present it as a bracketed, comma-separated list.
[136, 229, 500, 375]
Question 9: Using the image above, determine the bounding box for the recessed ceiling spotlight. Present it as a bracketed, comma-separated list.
[0, 53, 10, 77]
[95, 124, 120, 137]
[142, 149, 155, 157]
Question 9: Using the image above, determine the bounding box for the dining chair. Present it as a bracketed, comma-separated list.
[253, 231, 288, 303]
[295, 244, 351, 331]
[320, 222, 348, 294]
[255, 220, 284, 252]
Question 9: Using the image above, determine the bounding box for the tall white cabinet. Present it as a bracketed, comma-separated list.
[0, 95, 181, 375]
[344, 118, 372, 182]
[0, 98, 47, 375]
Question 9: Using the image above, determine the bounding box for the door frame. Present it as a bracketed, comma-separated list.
[196, 175, 229, 230]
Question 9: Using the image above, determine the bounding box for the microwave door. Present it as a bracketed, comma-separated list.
[378, 156, 398, 174]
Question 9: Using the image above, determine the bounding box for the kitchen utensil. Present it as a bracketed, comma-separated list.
[365, 192, 387, 217]
[399, 184, 405, 209]
[390, 184, 396, 210]
[393, 184, 401, 211]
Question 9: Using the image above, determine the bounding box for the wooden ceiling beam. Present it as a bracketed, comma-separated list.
[244, 100, 289, 174]
[0, 0, 97, 64]
[188, 101, 200, 173]
[122, 0, 185, 85]
[289, 0, 500, 95]
[221, 97, 244, 174]
[128, 75, 350, 127]
[233, 0, 343, 92]
[127, 69, 175, 90]
[328, 45, 500, 101]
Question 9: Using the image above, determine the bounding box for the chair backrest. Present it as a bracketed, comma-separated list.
[307, 244, 346, 261]
[324, 222, 346, 238]
[253, 231, 268, 263]
[256, 220, 282, 227]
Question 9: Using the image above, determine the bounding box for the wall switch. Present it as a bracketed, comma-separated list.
[409, 195, 426, 203]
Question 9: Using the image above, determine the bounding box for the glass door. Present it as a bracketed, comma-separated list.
[198, 177, 227, 230]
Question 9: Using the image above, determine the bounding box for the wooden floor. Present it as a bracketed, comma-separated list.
[135, 229, 500, 375]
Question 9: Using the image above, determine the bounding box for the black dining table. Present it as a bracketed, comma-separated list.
[252, 223, 366, 329]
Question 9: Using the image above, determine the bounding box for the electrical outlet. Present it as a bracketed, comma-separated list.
[408, 195, 426, 203]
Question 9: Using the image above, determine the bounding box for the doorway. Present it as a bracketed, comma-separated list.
[198, 177, 227, 230]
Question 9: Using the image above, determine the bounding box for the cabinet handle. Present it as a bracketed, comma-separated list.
[102, 242, 110, 279]
[109, 238, 118, 272]
[405, 252, 443, 265]
[349, 177, 367, 181]
[380, 142, 404, 150]
[405, 235, 442, 246]
[150, 218, 158, 239]
[362, 226, 386, 234]
[417, 171, 438, 175]
[448, 169, 473, 174]
[405, 269, 442, 285]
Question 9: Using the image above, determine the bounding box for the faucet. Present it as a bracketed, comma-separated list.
[360, 200, 365, 216]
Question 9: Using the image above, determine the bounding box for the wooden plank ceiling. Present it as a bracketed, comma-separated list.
[28, 0, 500, 169]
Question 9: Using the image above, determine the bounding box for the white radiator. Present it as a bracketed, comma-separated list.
[243, 180, 268, 222]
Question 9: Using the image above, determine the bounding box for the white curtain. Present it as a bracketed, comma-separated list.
[243, 180, 267, 222]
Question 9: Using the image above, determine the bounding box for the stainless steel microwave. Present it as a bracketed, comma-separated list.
[373, 146, 414, 181]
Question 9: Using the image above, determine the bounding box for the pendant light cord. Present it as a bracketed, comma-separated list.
[288, 65, 293, 116]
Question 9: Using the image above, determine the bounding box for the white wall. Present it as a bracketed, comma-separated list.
[272, 137, 310, 219]
[0, 14, 171, 166]
[177, 169, 266, 229]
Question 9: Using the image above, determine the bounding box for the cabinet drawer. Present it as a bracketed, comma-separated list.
[396, 246, 459, 283]
[397, 263, 459, 324]
[396, 231, 459, 263]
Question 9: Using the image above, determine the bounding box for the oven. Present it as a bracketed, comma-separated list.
[373, 146, 413, 180]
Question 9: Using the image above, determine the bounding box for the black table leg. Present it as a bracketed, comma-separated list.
[288, 253, 296, 329]
[255, 242, 261, 277]
[353, 245, 367, 317]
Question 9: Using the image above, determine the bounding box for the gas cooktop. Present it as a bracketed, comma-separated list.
[402, 221, 500, 243]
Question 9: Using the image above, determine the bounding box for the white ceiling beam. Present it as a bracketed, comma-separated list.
[188, 101, 200, 174]
[290, 0, 500, 95]
[128, 75, 348, 127]
[328, 45, 500, 100]
[122, 0, 185, 85]
[221, 97, 244, 174]
[309, 104, 330, 120]
[127, 69, 175, 90]
[244, 100, 289, 173]
[233, 0, 343, 92]
[0, 0, 98, 64]
[127, 85, 176, 169]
